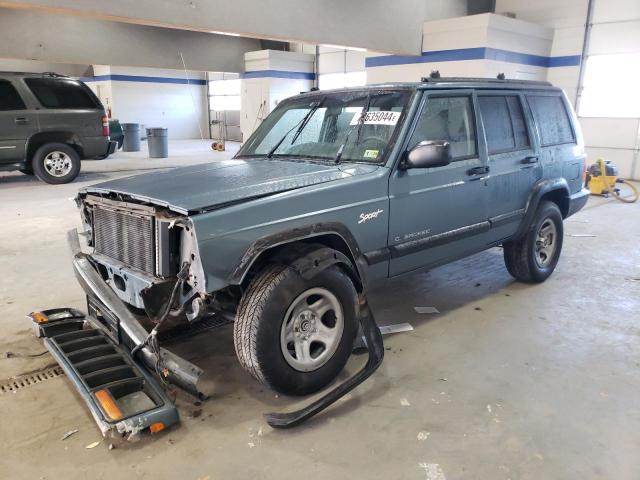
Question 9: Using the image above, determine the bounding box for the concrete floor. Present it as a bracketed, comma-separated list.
[1, 140, 639, 479]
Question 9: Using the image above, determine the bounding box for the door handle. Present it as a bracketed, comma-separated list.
[14, 117, 29, 125]
[521, 156, 538, 164]
[467, 165, 489, 176]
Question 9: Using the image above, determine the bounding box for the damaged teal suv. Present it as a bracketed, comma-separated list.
[72, 78, 589, 400]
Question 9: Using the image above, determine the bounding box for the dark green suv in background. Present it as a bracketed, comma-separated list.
[0, 72, 116, 184]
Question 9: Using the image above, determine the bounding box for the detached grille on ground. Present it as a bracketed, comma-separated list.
[93, 206, 155, 274]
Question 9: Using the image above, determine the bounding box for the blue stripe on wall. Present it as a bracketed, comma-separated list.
[239, 70, 316, 80]
[365, 47, 581, 69]
[81, 74, 207, 85]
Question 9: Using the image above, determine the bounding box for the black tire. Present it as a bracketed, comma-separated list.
[19, 165, 34, 175]
[234, 263, 359, 396]
[32, 143, 81, 184]
[504, 201, 564, 283]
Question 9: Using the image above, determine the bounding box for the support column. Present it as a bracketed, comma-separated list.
[240, 50, 315, 141]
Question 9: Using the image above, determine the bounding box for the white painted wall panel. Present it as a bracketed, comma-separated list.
[580, 118, 640, 149]
[592, 0, 640, 23]
[589, 21, 640, 55]
[91, 66, 209, 140]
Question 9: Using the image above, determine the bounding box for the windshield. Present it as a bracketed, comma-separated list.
[237, 89, 412, 163]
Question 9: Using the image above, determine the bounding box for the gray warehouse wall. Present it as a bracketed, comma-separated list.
[0, 0, 468, 55]
[0, 8, 261, 73]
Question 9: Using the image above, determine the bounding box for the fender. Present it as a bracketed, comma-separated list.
[228, 222, 368, 289]
[289, 246, 363, 291]
[513, 177, 570, 240]
[26, 131, 83, 158]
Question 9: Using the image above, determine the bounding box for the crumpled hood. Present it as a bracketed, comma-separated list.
[80, 159, 378, 214]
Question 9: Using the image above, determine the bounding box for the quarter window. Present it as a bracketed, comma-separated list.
[24, 78, 100, 109]
[527, 95, 575, 146]
[478, 95, 530, 154]
[0, 80, 26, 110]
[409, 96, 477, 160]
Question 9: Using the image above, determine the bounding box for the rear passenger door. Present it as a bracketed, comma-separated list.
[0, 79, 38, 163]
[477, 93, 541, 240]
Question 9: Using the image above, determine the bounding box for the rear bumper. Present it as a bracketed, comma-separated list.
[567, 188, 590, 218]
[106, 140, 117, 156]
[85, 137, 117, 159]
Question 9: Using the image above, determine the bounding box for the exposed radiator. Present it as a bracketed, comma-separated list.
[93, 206, 155, 275]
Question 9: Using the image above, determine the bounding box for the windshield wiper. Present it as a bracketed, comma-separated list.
[334, 93, 372, 164]
[267, 97, 326, 159]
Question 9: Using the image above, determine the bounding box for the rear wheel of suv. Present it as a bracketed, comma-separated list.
[32, 143, 81, 184]
[234, 263, 359, 396]
[503, 201, 564, 283]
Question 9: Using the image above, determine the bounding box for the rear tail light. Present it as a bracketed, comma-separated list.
[101, 115, 109, 137]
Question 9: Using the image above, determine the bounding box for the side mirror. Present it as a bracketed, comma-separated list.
[401, 140, 450, 169]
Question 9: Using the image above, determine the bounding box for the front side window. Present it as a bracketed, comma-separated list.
[25, 78, 100, 109]
[478, 95, 530, 154]
[0, 80, 26, 111]
[527, 95, 575, 146]
[237, 90, 412, 163]
[408, 96, 477, 160]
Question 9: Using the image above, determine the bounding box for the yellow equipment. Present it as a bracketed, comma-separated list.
[585, 158, 639, 203]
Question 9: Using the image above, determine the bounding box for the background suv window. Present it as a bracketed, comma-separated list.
[527, 95, 575, 146]
[24, 78, 99, 109]
[478, 95, 530, 154]
[0, 80, 26, 110]
[409, 96, 477, 160]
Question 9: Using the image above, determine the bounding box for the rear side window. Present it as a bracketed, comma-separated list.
[478, 95, 530, 154]
[527, 95, 575, 146]
[409, 96, 477, 160]
[24, 78, 99, 109]
[0, 80, 26, 110]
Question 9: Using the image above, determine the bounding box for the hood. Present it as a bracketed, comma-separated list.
[80, 159, 379, 214]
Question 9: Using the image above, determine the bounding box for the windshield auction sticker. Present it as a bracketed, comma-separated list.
[351, 110, 401, 126]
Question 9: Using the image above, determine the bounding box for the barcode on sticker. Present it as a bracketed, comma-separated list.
[350, 111, 400, 126]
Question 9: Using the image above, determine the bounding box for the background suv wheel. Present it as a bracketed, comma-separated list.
[32, 142, 81, 184]
[503, 201, 564, 283]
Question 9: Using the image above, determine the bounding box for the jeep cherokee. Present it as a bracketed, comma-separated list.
[69, 77, 589, 399]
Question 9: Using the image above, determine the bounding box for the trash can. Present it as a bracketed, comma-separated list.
[121, 123, 141, 152]
[146, 128, 168, 158]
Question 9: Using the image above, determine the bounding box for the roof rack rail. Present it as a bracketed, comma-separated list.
[420, 75, 552, 86]
[41, 72, 69, 78]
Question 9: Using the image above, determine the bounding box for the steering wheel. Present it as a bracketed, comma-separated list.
[358, 135, 387, 147]
[346, 135, 387, 158]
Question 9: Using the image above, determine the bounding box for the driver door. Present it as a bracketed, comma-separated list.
[388, 91, 489, 276]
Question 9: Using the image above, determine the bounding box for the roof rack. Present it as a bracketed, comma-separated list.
[420, 73, 551, 86]
[41, 72, 69, 78]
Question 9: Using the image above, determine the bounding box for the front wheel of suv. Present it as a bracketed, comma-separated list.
[503, 201, 564, 283]
[32, 143, 81, 184]
[234, 263, 359, 396]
